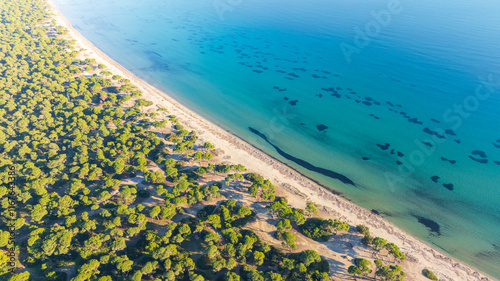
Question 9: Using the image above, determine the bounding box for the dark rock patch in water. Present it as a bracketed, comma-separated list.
[283, 97, 289, 100]
[469, 156, 488, 164]
[316, 124, 328, 132]
[422, 141, 434, 148]
[253, 70, 263, 73]
[441, 157, 456, 164]
[377, 143, 390, 150]
[408, 118, 423, 125]
[288, 100, 298, 106]
[443, 183, 454, 191]
[413, 215, 441, 235]
[362, 101, 372, 106]
[316, 94, 322, 98]
[249, 127, 356, 186]
[431, 118, 440, 123]
[396, 161, 403, 165]
[454, 139, 461, 144]
[321, 87, 337, 93]
[371, 209, 380, 215]
[483, 243, 500, 258]
[494, 161, 500, 165]
[431, 176, 440, 183]
[475, 247, 500, 259]
[423, 128, 446, 139]
[493, 143, 500, 149]
[471, 150, 487, 158]
[362, 157, 370, 160]
[397, 151, 404, 157]
[146, 51, 163, 57]
[445, 129, 456, 136]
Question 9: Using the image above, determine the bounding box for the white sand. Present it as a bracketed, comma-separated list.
[47, 1, 495, 280]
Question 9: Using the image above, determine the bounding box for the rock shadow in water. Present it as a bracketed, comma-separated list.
[248, 127, 356, 186]
[316, 124, 328, 132]
[412, 214, 441, 236]
[431, 176, 440, 183]
[443, 183, 454, 191]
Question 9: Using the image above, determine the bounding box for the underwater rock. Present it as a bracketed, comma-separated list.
[316, 124, 328, 131]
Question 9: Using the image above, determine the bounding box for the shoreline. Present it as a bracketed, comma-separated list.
[47, 1, 495, 280]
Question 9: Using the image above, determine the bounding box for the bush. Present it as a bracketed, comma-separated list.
[216, 165, 231, 174]
[348, 265, 363, 276]
[137, 189, 150, 198]
[361, 234, 373, 245]
[45, 271, 67, 281]
[197, 205, 216, 219]
[300, 218, 334, 241]
[356, 224, 370, 236]
[232, 211, 255, 228]
[106, 86, 120, 93]
[196, 255, 212, 270]
[354, 258, 372, 275]
[245, 173, 264, 184]
[423, 269, 438, 280]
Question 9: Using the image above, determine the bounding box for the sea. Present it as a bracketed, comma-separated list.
[53, 0, 500, 277]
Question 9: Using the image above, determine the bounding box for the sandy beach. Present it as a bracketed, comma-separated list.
[47, 1, 495, 280]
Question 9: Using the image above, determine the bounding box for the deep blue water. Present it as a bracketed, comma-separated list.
[54, 0, 500, 277]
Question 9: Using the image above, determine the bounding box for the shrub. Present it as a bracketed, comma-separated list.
[423, 269, 438, 280]
[356, 224, 370, 236]
[245, 173, 264, 184]
[300, 218, 334, 241]
[137, 189, 150, 198]
[197, 205, 216, 219]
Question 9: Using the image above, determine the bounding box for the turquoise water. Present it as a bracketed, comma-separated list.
[54, 0, 500, 277]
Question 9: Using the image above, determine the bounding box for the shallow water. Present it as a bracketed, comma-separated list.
[54, 0, 500, 277]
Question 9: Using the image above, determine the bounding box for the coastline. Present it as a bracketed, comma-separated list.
[47, 1, 495, 280]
